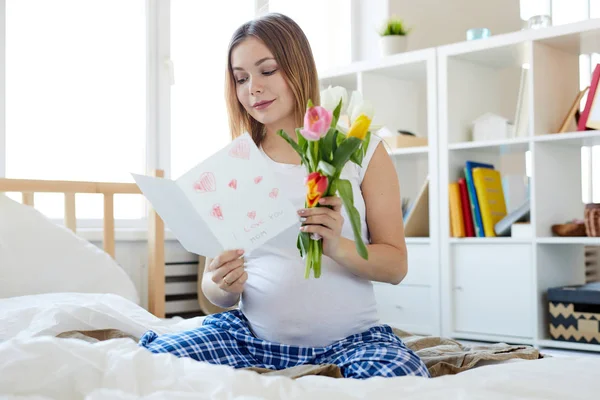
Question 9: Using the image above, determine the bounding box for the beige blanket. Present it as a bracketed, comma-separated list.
[57, 327, 541, 378]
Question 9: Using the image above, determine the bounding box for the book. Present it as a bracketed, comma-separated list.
[578, 63, 600, 131]
[464, 161, 494, 237]
[449, 182, 465, 237]
[472, 167, 508, 237]
[458, 178, 475, 237]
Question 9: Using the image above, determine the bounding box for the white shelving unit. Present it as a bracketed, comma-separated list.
[438, 19, 600, 352]
[320, 48, 441, 337]
[319, 19, 600, 352]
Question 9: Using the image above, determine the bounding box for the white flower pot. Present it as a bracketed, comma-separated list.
[379, 35, 408, 56]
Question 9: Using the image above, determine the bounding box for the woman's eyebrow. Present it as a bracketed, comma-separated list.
[232, 57, 275, 71]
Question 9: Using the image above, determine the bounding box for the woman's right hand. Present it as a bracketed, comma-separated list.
[205, 249, 248, 294]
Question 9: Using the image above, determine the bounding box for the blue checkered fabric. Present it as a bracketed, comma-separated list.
[139, 310, 430, 379]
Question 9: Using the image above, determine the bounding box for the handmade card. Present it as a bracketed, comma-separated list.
[132, 133, 299, 258]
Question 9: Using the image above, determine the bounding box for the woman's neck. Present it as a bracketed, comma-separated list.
[261, 117, 302, 165]
[264, 118, 298, 143]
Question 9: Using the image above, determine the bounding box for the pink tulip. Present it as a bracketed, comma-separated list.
[299, 106, 332, 141]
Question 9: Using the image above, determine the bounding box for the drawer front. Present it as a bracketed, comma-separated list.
[452, 244, 533, 338]
[374, 284, 432, 335]
[403, 244, 433, 286]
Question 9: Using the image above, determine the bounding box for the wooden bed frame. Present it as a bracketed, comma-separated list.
[0, 171, 167, 318]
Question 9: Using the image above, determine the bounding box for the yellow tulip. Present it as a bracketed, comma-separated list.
[346, 114, 372, 140]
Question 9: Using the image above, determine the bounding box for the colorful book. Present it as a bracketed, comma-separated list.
[449, 182, 465, 237]
[578, 63, 600, 131]
[458, 178, 475, 237]
[472, 167, 508, 237]
[464, 161, 494, 237]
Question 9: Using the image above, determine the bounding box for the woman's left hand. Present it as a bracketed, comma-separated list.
[298, 196, 344, 258]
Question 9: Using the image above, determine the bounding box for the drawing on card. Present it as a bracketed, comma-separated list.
[269, 188, 279, 199]
[254, 176, 263, 184]
[247, 210, 257, 220]
[194, 172, 216, 193]
[211, 204, 224, 220]
[229, 138, 250, 160]
[228, 179, 238, 190]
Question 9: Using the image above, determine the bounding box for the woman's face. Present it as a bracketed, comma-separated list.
[230, 37, 295, 129]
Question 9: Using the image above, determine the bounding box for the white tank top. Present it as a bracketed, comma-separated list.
[240, 135, 382, 348]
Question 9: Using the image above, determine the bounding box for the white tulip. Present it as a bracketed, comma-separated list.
[320, 85, 348, 114]
[347, 90, 375, 123]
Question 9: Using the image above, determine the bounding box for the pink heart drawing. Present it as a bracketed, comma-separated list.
[229, 139, 250, 160]
[194, 172, 216, 193]
[211, 204, 224, 220]
[269, 188, 279, 199]
[247, 210, 256, 220]
[228, 179, 237, 190]
[254, 176, 263, 184]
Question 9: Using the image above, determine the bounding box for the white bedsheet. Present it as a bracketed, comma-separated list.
[1, 293, 599, 400]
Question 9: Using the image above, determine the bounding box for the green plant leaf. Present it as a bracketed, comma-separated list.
[332, 130, 339, 154]
[297, 231, 310, 258]
[320, 128, 336, 163]
[362, 131, 372, 157]
[336, 179, 368, 260]
[308, 140, 319, 171]
[278, 129, 305, 161]
[330, 98, 343, 130]
[295, 128, 308, 153]
[332, 137, 362, 171]
[350, 148, 364, 167]
[317, 160, 336, 176]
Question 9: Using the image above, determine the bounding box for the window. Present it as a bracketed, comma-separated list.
[170, 0, 256, 179]
[267, 0, 352, 74]
[6, 0, 146, 219]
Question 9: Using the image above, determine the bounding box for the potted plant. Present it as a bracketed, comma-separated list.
[378, 16, 410, 56]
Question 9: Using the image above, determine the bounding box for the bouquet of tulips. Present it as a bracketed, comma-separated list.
[277, 86, 375, 278]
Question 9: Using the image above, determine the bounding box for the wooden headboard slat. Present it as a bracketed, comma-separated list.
[0, 172, 165, 318]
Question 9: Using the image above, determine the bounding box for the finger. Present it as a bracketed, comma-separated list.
[219, 267, 246, 289]
[319, 196, 342, 212]
[300, 224, 333, 239]
[231, 271, 248, 286]
[209, 249, 244, 271]
[228, 272, 249, 293]
[212, 257, 244, 283]
[301, 214, 337, 228]
[299, 206, 339, 218]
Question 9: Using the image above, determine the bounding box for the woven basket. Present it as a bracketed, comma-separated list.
[585, 203, 600, 237]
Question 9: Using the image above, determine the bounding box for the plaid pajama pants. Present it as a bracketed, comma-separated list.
[138, 310, 430, 379]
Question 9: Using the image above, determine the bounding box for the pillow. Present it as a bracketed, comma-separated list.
[0, 194, 140, 304]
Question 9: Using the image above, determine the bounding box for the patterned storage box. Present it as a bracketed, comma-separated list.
[548, 282, 600, 344]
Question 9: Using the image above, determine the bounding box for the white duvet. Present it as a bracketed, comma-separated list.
[1, 293, 599, 400]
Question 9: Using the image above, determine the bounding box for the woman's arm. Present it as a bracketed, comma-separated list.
[201, 250, 246, 308]
[331, 142, 408, 284]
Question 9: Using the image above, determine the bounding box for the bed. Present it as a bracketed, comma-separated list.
[1, 175, 599, 399]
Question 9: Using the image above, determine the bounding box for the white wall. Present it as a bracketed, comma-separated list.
[353, 0, 523, 61]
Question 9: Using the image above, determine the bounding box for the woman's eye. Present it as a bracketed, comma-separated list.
[263, 69, 277, 76]
[236, 77, 248, 84]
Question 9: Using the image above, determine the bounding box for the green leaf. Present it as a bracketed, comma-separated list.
[317, 160, 336, 176]
[320, 128, 336, 163]
[295, 128, 308, 153]
[297, 231, 310, 258]
[350, 148, 364, 167]
[332, 137, 362, 171]
[330, 98, 343, 130]
[362, 131, 372, 157]
[307, 99, 314, 108]
[332, 130, 339, 154]
[336, 179, 368, 260]
[308, 140, 319, 171]
[277, 129, 305, 161]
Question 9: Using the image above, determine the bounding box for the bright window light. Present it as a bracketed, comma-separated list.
[170, 0, 255, 179]
[6, 0, 146, 220]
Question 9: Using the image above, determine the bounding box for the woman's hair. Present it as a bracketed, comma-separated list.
[225, 13, 320, 145]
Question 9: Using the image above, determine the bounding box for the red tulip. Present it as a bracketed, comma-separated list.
[305, 172, 328, 208]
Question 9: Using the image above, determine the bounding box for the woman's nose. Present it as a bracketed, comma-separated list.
[249, 77, 263, 96]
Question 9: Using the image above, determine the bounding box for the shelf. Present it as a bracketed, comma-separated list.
[534, 130, 600, 147]
[537, 237, 600, 245]
[449, 237, 532, 244]
[448, 137, 530, 153]
[405, 237, 430, 244]
[537, 339, 600, 353]
[388, 146, 429, 157]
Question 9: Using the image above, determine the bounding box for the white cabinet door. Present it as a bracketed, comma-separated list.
[374, 283, 432, 335]
[404, 244, 433, 286]
[452, 244, 533, 338]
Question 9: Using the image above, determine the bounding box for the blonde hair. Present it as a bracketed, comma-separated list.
[225, 13, 320, 146]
